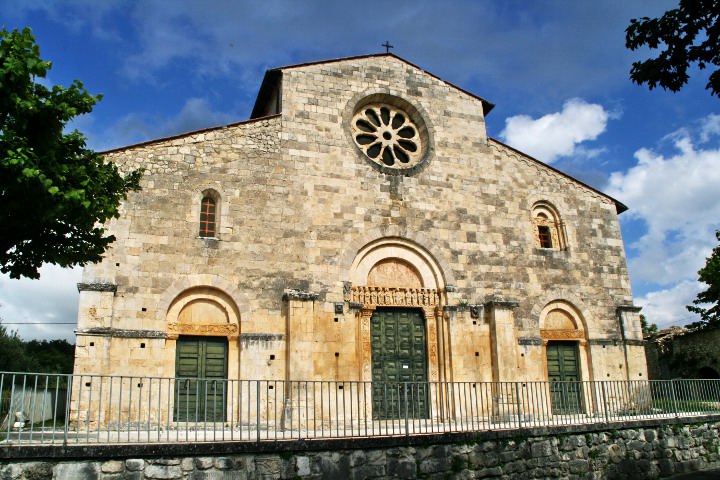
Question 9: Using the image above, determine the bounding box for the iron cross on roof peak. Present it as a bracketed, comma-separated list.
[382, 41, 394, 53]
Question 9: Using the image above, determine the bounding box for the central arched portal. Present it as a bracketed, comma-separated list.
[347, 237, 447, 420]
[371, 307, 428, 419]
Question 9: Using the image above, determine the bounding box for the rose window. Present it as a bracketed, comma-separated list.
[351, 104, 423, 168]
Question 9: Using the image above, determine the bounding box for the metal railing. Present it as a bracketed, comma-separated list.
[1, 372, 719, 445]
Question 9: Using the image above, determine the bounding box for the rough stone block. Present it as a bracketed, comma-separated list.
[52, 462, 100, 480]
[125, 458, 145, 471]
[101, 460, 124, 473]
[144, 464, 183, 479]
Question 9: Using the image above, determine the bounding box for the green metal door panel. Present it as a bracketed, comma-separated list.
[174, 337, 228, 422]
[371, 308, 428, 419]
[547, 342, 583, 415]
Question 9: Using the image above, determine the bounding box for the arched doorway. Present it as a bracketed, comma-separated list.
[539, 301, 590, 415]
[348, 238, 446, 419]
[165, 287, 240, 422]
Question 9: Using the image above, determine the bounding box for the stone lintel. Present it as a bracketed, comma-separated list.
[76, 283, 117, 293]
[485, 299, 520, 310]
[616, 305, 642, 314]
[518, 337, 543, 346]
[348, 302, 364, 310]
[282, 289, 319, 301]
[77, 328, 166, 339]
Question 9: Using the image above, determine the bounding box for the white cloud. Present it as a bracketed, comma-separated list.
[0, 265, 81, 342]
[607, 115, 720, 285]
[499, 98, 611, 163]
[635, 280, 703, 329]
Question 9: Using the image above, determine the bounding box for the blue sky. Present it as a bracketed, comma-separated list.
[1, 1, 719, 341]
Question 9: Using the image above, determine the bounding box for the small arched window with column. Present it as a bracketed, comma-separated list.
[199, 189, 220, 238]
[531, 201, 567, 250]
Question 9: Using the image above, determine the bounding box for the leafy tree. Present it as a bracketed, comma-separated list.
[0, 27, 141, 279]
[640, 314, 658, 337]
[24, 339, 75, 374]
[0, 320, 39, 373]
[626, 0, 720, 97]
[687, 230, 720, 328]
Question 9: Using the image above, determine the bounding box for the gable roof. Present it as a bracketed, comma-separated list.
[251, 53, 495, 118]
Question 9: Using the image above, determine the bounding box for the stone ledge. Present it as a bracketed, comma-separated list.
[282, 290, 319, 301]
[77, 283, 117, 293]
[240, 333, 285, 342]
[77, 328, 166, 339]
[617, 305, 643, 313]
[485, 298, 520, 309]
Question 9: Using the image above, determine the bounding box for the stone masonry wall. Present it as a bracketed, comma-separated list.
[646, 327, 720, 380]
[74, 54, 645, 386]
[3, 421, 720, 479]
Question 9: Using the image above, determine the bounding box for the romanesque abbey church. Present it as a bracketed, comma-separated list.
[73, 54, 647, 418]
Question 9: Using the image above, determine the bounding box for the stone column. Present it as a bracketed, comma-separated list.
[486, 299, 520, 383]
[487, 298, 521, 421]
[617, 305, 648, 381]
[283, 290, 319, 381]
[281, 289, 320, 431]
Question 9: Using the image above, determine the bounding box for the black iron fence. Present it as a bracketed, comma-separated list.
[1, 372, 719, 445]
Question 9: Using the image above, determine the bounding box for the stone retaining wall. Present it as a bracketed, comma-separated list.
[3, 420, 720, 479]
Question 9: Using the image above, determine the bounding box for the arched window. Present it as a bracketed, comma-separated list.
[199, 196, 217, 237]
[531, 201, 566, 250]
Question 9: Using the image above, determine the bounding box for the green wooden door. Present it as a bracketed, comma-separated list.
[546, 341, 583, 414]
[174, 336, 228, 422]
[371, 308, 429, 419]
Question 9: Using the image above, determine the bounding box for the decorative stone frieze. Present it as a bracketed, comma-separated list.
[167, 322, 238, 337]
[350, 286, 440, 307]
[540, 329, 584, 340]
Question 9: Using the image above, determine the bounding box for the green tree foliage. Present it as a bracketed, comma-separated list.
[0, 319, 74, 374]
[24, 339, 75, 374]
[626, 0, 720, 97]
[0, 321, 37, 373]
[687, 230, 720, 328]
[640, 314, 659, 337]
[0, 27, 141, 279]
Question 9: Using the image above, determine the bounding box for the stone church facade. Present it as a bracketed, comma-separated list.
[73, 54, 647, 417]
